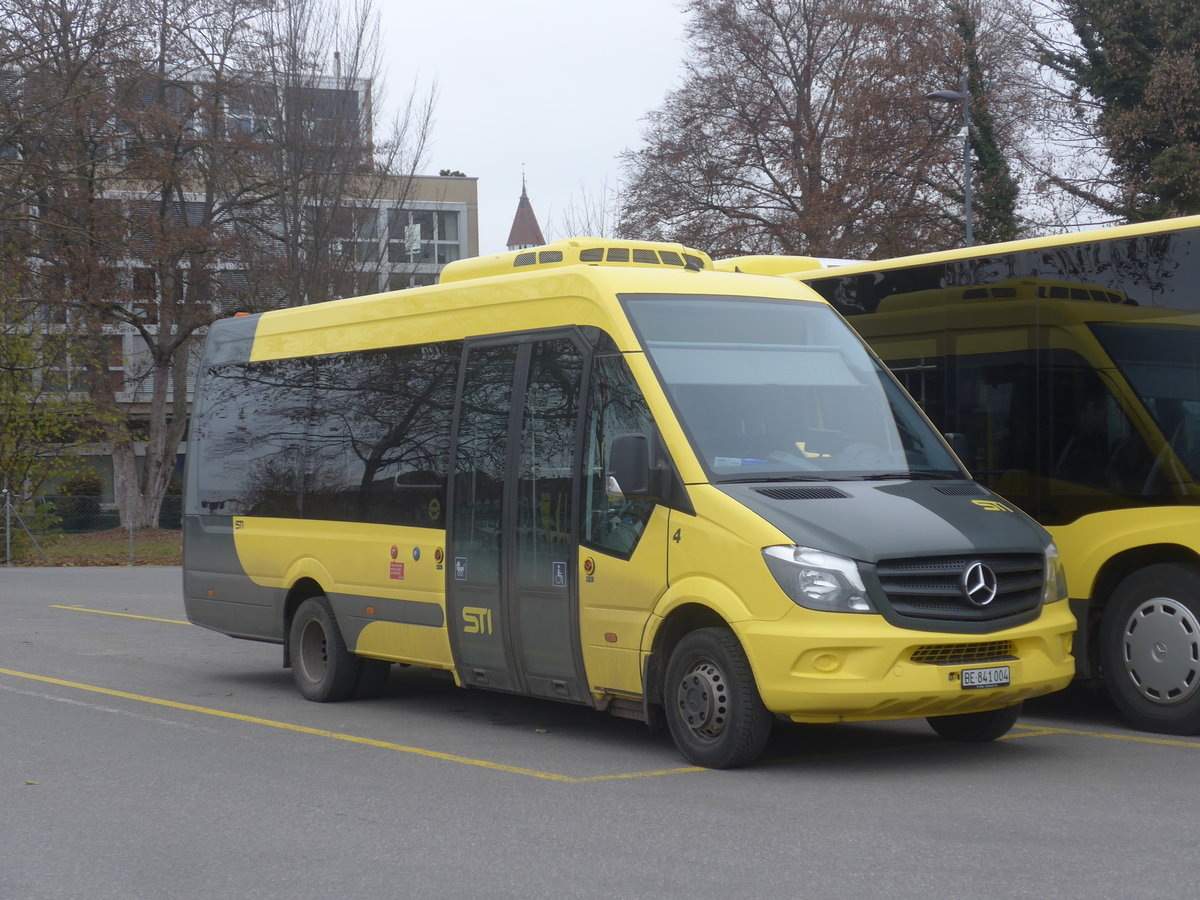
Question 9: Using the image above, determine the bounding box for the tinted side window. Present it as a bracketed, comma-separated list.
[517, 338, 583, 583]
[190, 343, 460, 525]
[1042, 350, 1167, 520]
[452, 344, 518, 583]
[581, 353, 657, 556]
[191, 356, 312, 517]
[940, 349, 1167, 525]
[305, 342, 460, 527]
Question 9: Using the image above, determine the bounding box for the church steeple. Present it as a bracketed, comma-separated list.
[506, 175, 546, 250]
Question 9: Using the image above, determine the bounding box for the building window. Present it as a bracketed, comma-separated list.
[132, 267, 158, 322]
[225, 84, 275, 140]
[329, 206, 381, 263]
[43, 335, 124, 394]
[106, 335, 125, 393]
[387, 208, 463, 264]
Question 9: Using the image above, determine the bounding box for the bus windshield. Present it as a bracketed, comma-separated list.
[622, 294, 965, 482]
[1091, 321, 1200, 481]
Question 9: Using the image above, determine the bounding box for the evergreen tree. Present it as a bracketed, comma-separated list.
[951, 1, 1022, 243]
[1044, 0, 1200, 220]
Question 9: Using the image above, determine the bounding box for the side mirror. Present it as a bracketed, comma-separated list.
[608, 433, 652, 497]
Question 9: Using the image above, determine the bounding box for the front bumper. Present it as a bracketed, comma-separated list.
[735, 599, 1076, 723]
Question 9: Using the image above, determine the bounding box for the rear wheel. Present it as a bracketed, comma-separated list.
[290, 595, 361, 702]
[926, 703, 1022, 742]
[663, 627, 772, 768]
[1101, 564, 1200, 734]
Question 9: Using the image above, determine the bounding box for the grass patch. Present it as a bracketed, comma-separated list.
[27, 528, 182, 566]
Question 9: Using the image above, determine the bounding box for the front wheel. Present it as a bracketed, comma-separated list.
[1101, 564, 1200, 734]
[926, 703, 1022, 742]
[290, 595, 361, 702]
[663, 627, 772, 768]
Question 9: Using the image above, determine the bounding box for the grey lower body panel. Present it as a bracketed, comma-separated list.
[183, 515, 284, 641]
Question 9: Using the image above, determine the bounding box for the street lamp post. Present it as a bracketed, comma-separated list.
[926, 70, 973, 247]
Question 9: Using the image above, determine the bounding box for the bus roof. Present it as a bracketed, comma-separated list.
[228, 238, 826, 363]
[790, 214, 1200, 281]
[712, 255, 860, 276]
[438, 237, 714, 283]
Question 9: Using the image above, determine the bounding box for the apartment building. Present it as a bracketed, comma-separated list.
[14, 71, 478, 507]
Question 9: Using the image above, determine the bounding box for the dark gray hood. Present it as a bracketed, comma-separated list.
[719, 479, 1049, 562]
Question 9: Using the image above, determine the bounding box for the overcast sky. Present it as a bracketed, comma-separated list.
[376, 1, 688, 255]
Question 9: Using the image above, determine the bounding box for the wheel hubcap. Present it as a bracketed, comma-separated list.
[676, 660, 729, 740]
[298, 619, 329, 683]
[1122, 597, 1200, 704]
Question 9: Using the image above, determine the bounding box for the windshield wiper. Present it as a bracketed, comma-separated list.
[857, 470, 962, 481]
[720, 474, 835, 484]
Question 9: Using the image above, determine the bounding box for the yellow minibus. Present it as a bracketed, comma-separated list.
[183, 238, 1073, 767]
[792, 215, 1200, 734]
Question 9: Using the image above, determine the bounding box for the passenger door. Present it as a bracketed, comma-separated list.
[447, 335, 589, 702]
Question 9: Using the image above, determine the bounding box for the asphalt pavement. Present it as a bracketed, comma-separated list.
[2, 567, 1197, 899]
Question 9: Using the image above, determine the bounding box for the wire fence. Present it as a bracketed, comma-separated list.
[2, 494, 182, 566]
[39, 494, 183, 532]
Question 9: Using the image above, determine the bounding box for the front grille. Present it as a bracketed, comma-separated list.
[911, 641, 1015, 665]
[875, 553, 1044, 623]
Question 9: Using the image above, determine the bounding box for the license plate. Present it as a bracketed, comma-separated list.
[960, 665, 1011, 689]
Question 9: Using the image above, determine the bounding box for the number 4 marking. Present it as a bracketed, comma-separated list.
[672, 529, 682, 543]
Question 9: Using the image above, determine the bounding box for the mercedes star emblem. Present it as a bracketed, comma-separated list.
[961, 561, 999, 607]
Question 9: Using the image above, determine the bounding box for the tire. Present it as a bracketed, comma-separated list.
[1101, 563, 1200, 734]
[289, 595, 361, 702]
[663, 627, 773, 768]
[927, 703, 1022, 742]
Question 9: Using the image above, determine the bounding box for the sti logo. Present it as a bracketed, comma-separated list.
[462, 606, 493, 635]
[454, 557, 467, 580]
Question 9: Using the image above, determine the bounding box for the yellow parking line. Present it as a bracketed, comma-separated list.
[1011, 723, 1200, 749]
[51, 605, 192, 626]
[1002, 727, 1059, 740]
[0, 666, 702, 782]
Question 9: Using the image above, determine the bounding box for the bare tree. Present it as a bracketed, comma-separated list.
[619, 0, 1056, 257]
[1003, 0, 1122, 229]
[247, 0, 435, 305]
[552, 178, 619, 240]
[1, 0, 436, 528]
[620, 0, 975, 258]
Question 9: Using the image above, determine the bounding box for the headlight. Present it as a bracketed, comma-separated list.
[762, 546, 875, 613]
[1043, 542, 1068, 603]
